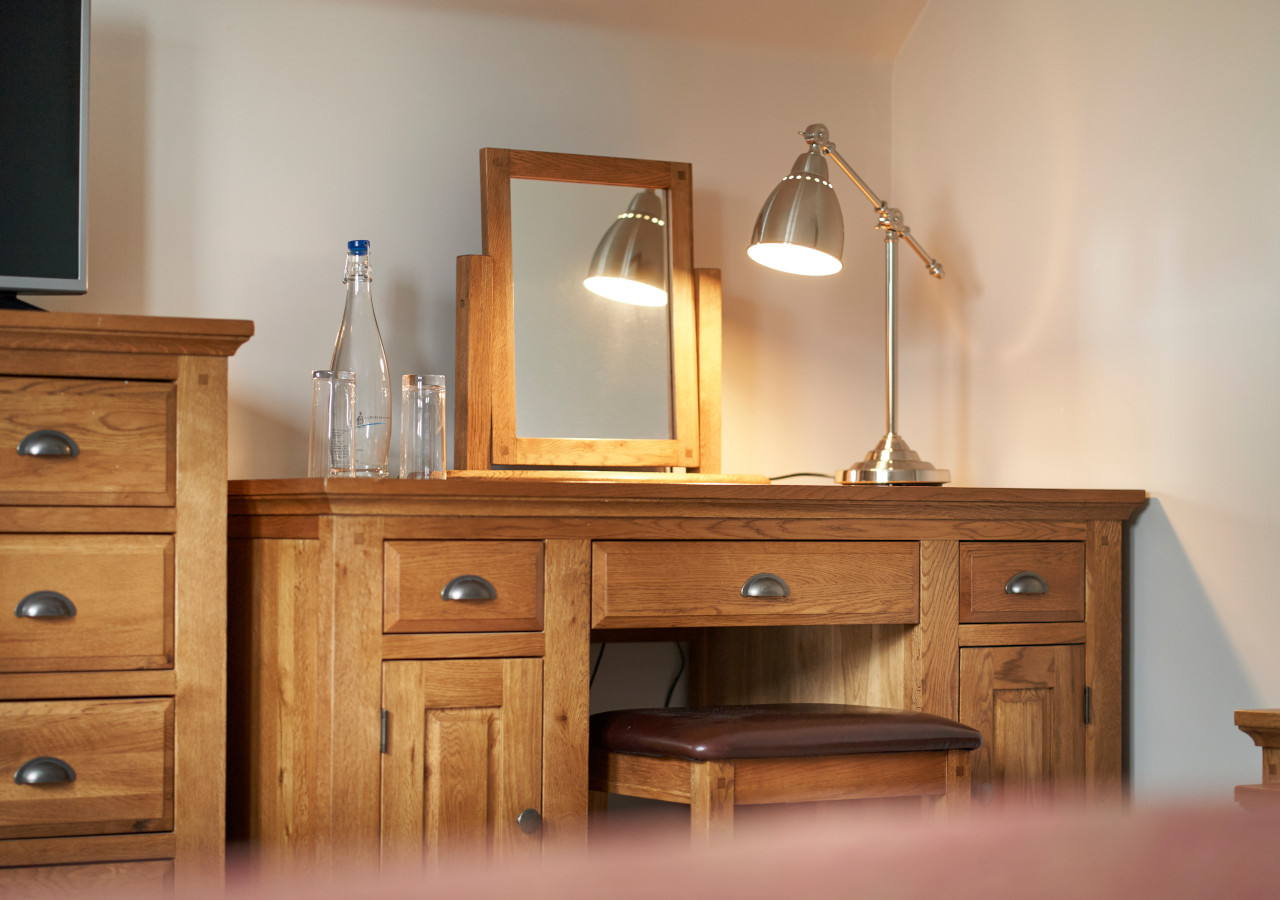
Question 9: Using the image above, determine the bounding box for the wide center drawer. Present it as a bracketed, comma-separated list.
[384, 540, 544, 633]
[592, 541, 919, 628]
[0, 534, 174, 673]
[0, 698, 174, 840]
[0, 376, 174, 504]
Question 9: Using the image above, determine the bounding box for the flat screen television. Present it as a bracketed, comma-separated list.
[0, 0, 90, 311]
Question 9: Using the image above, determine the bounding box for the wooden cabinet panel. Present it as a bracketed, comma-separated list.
[0, 534, 173, 672]
[959, 644, 1085, 805]
[384, 540, 543, 633]
[0, 859, 173, 897]
[0, 698, 174, 839]
[0, 376, 174, 505]
[959, 542, 1084, 623]
[593, 541, 919, 628]
[381, 658, 543, 870]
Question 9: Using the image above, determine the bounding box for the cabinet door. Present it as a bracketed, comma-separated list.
[381, 659, 542, 871]
[959, 644, 1085, 805]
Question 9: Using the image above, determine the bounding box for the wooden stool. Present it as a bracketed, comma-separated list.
[589, 703, 982, 844]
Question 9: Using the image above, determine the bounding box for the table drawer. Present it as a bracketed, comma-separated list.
[592, 541, 919, 628]
[0, 698, 174, 840]
[0, 860, 173, 896]
[384, 540, 543, 633]
[0, 377, 174, 504]
[959, 542, 1085, 623]
[0, 535, 173, 673]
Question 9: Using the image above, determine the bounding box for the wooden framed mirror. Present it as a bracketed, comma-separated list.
[455, 148, 723, 476]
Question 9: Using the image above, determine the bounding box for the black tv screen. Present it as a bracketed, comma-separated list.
[0, 0, 89, 304]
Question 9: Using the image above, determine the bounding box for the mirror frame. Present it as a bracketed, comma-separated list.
[461, 147, 705, 471]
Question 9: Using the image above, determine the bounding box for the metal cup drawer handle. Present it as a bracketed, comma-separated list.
[14, 756, 77, 785]
[17, 429, 80, 457]
[741, 572, 791, 599]
[1005, 571, 1049, 595]
[15, 591, 78, 619]
[441, 575, 497, 602]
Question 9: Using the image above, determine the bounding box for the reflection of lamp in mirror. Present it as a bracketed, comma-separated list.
[584, 189, 669, 307]
[749, 123, 949, 485]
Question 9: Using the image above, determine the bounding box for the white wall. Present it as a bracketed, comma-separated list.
[66, 0, 891, 484]
[894, 0, 1280, 799]
[62, 0, 1276, 799]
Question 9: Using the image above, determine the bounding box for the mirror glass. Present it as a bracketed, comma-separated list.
[510, 179, 673, 440]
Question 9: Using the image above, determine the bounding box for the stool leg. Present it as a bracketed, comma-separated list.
[589, 789, 609, 836]
[690, 759, 735, 846]
[937, 748, 972, 817]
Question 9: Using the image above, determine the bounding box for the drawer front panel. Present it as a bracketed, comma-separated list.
[384, 540, 543, 633]
[0, 860, 173, 896]
[959, 542, 1085, 623]
[593, 541, 919, 628]
[0, 698, 174, 840]
[0, 535, 174, 672]
[0, 377, 174, 503]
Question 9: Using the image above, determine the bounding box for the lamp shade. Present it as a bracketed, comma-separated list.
[584, 189, 669, 307]
[748, 144, 844, 276]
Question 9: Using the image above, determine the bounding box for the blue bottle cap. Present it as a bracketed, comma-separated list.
[347, 239, 370, 255]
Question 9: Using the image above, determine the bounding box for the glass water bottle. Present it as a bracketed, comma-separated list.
[330, 239, 391, 477]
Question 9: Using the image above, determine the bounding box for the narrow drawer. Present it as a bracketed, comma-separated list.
[0, 860, 173, 897]
[959, 542, 1085, 623]
[593, 541, 919, 628]
[0, 698, 174, 840]
[0, 376, 174, 504]
[384, 541, 543, 633]
[0, 535, 173, 673]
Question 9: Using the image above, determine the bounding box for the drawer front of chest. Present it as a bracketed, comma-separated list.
[384, 540, 544, 633]
[0, 535, 173, 672]
[959, 542, 1085, 623]
[592, 541, 919, 628]
[0, 698, 174, 840]
[0, 376, 174, 504]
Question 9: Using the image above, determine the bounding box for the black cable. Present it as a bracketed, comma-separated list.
[769, 472, 834, 482]
[663, 642, 686, 708]
[589, 643, 607, 687]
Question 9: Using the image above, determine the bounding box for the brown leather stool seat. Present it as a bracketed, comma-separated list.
[589, 704, 982, 844]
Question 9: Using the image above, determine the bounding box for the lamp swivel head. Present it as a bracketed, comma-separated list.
[802, 123, 833, 151]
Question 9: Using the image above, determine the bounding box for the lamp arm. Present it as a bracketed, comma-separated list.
[813, 134, 945, 280]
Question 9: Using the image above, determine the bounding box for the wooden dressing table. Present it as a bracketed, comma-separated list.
[226, 478, 1145, 871]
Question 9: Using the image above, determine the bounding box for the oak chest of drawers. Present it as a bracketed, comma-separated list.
[227, 479, 1144, 870]
[0, 311, 251, 894]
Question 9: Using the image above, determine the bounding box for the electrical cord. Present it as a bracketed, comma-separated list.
[589, 643, 606, 687]
[663, 642, 686, 708]
[769, 472, 835, 482]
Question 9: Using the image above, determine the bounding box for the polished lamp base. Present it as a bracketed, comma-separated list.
[837, 433, 950, 485]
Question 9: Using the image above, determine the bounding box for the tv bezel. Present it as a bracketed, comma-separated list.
[0, 0, 90, 305]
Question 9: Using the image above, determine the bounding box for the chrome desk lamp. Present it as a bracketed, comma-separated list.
[749, 123, 949, 485]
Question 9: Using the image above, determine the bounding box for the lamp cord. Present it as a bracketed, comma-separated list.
[664, 642, 686, 708]
[769, 472, 835, 482]
[589, 643, 606, 687]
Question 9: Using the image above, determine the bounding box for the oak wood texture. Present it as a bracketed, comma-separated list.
[0, 376, 175, 506]
[454, 254, 494, 471]
[384, 540, 544, 633]
[0, 859, 173, 896]
[1234, 708, 1280, 796]
[0, 311, 250, 891]
[227, 480, 1143, 864]
[959, 541, 1085, 623]
[0, 534, 174, 672]
[590, 747, 971, 845]
[381, 659, 542, 870]
[959, 644, 1086, 805]
[0, 697, 174, 840]
[691, 268, 722, 475]
[592, 540, 919, 628]
[469, 147, 706, 472]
